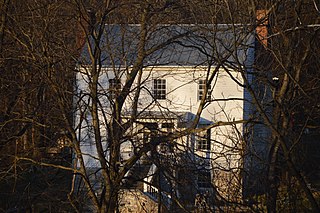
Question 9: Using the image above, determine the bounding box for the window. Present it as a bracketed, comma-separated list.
[143, 122, 158, 131]
[198, 79, 211, 101]
[196, 129, 211, 150]
[142, 123, 158, 144]
[153, 79, 166, 100]
[158, 123, 174, 153]
[162, 122, 174, 129]
[109, 78, 121, 99]
[197, 170, 211, 188]
[158, 142, 173, 153]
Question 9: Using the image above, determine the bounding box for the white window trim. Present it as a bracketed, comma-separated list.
[153, 79, 166, 100]
[196, 129, 211, 151]
[198, 79, 211, 101]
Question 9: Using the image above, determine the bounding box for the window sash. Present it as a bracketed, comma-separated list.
[153, 79, 166, 99]
[109, 78, 121, 99]
[197, 170, 211, 188]
[198, 79, 211, 101]
[196, 129, 211, 150]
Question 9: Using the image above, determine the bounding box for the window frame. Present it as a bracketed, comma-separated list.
[196, 129, 211, 151]
[158, 122, 174, 153]
[198, 79, 211, 101]
[108, 78, 121, 99]
[153, 79, 166, 100]
[197, 170, 212, 188]
[142, 122, 158, 144]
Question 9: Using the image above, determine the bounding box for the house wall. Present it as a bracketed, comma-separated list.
[75, 65, 245, 200]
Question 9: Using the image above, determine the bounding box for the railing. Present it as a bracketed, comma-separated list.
[144, 184, 172, 208]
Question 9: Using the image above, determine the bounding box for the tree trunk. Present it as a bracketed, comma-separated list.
[266, 139, 280, 213]
[104, 187, 118, 213]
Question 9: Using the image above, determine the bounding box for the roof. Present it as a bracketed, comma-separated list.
[123, 111, 213, 127]
[79, 24, 255, 67]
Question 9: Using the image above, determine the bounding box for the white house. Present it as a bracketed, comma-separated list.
[75, 24, 257, 211]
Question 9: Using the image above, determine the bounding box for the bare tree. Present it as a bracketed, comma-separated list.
[0, 0, 79, 211]
[1, 0, 253, 211]
[186, 1, 320, 212]
[65, 1, 258, 212]
[236, 1, 320, 212]
[3, 0, 319, 212]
